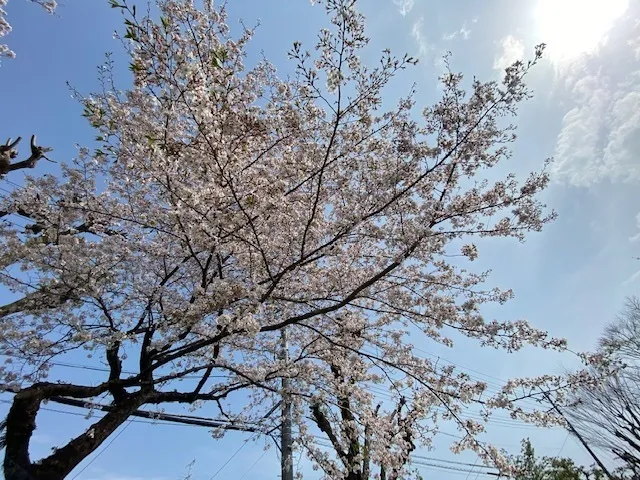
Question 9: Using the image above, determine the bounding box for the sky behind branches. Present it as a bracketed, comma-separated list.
[1, 0, 640, 478]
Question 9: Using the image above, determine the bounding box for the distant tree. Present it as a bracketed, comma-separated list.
[510, 439, 613, 480]
[567, 298, 640, 477]
[300, 339, 420, 479]
[600, 297, 640, 363]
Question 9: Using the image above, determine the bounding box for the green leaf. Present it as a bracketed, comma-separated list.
[129, 61, 143, 72]
[124, 26, 138, 41]
[211, 47, 228, 68]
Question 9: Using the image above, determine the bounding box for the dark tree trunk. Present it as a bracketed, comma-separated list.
[2, 382, 145, 480]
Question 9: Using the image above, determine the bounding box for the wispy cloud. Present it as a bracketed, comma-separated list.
[493, 35, 524, 71]
[553, 82, 640, 186]
[443, 24, 472, 41]
[551, 6, 640, 186]
[411, 17, 429, 57]
[623, 268, 640, 286]
[392, 0, 415, 16]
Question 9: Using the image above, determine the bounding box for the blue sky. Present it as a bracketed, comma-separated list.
[1, 0, 640, 478]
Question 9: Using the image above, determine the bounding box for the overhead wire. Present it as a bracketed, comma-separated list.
[238, 448, 269, 480]
[2, 179, 24, 189]
[556, 433, 570, 456]
[5, 355, 556, 432]
[0, 399, 217, 429]
[308, 435, 503, 474]
[0, 398, 565, 478]
[411, 454, 496, 470]
[413, 460, 500, 477]
[465, 456, 480, 480]
[208, 431, 259, 480]
[70, 419, 133, 480]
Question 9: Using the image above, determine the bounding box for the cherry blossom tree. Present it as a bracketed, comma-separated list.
[0, 0, 57, 59]
[0, 0, 605, 479]
[299, 347, 422, 479]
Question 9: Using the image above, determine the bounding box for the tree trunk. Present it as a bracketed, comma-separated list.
[3, 382, 145, 480]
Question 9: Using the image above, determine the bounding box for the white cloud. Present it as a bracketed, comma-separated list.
[550, 7, 640, 186]
[630, 213, 640, 243]
[551, 74, 611, 186]
[552, 81, 640, 185]
[623, 268, 640, 286]
[493, 35, 525, 71]
[603, 90, 640, 174]
[411, 17, 429, 57]
[392, 0, 414, 16]
[443, 24, 471, 41]
[629, 35, 640, 60]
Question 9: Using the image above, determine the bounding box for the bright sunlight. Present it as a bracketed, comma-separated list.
[535, 0, 629, 62]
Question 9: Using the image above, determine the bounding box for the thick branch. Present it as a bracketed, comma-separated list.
[0, 135, 53, 176]
[30, 394, 144, 480]
[106, 341, 128, 402]
[49, 396, 259, 432]
[311, 402, 347, 462]
[0, 287, 75, 319]
[1, 381, 111, 480]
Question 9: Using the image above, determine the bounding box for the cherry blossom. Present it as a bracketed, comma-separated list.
[0, 1, 607, 479]
[0, 0, 56, 59]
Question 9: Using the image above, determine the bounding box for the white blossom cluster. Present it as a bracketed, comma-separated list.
[0, 0, 56, 59]
[0, 1, 608, 478]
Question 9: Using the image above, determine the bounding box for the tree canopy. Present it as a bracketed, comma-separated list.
[0, 1, 606, 479]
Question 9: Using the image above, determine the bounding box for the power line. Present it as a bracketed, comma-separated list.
[2, 179, 24, 189]
[465, 456, 480, 480]
[0, 399, 218, 429]
[309, 436, 501, 474]
[238, 448, 269, 480]
[412, 346, 510, 386]
[413, 459, 501, 477]
[8, 355, 549, 430]
[556, 433, 570, 456]
[543, 391, 614, 480]
[364, 383, 556, 430]
[4, 355, 227, 380]
[70, 419, 133, 480]
[412, 454, 495, 470]
[0, 400, 514, 480]
[49, 396, 261, 432]
[0, 395, 261, 432]
[209, 432, 259, 480]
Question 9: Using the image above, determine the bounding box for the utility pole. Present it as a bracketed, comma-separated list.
[543, 392, 614, 480]
[280, 328, 294, 480]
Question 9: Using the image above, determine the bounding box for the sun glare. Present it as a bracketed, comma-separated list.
[535, 0, 629, 62]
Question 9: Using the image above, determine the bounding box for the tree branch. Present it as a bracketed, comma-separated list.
[0, 135, 53, 176]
